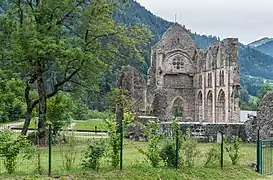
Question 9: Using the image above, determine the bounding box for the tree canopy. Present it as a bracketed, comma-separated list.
[0, 0, 151, 140]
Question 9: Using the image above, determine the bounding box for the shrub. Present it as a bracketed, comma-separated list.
[47, 93, 72, 137]
[180, 128, 199, 168]
[82, 139, 106, 171]
[205, 143, 220, 166]
[160, 140, 176, 167]
[224, 135, 242, 165]
[137, 120, 163, 167]
[105, 118, 120, 168]
[160, 118, 182, 168]
[0, 129, 33, 174]
[60, 131, 77, 171]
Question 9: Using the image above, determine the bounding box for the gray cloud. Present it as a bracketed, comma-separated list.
[136, 0, 273, 44]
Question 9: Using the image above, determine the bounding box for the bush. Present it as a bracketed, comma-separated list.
[180, 129, 199, 168]
[105, 118, 120, 168]
[137, 121, 163, 167]
[0, 129, 33, 174]
[160, 118, 182, 168]
[47, 93, 72, 137]
[160, 140, 176, 168]
[82, 139, 107, 171]
[225, 136, 242, 165]
[205, 144, 220, 166]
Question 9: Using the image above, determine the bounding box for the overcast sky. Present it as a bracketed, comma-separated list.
[136, 0, 273, 44]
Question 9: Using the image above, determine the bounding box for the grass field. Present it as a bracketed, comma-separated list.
[0, 119, 265, 179]
[0, 139, 261, 179]
[73, 119, 107, 131]
[16, 119, 108, 131]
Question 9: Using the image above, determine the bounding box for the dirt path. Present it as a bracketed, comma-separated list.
[0, 121, 24, 129]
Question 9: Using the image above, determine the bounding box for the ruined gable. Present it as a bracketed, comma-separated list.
[146, 23, 240, 123]
[154, 23, 197, 59]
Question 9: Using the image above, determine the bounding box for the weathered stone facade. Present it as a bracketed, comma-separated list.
[147, 23, 240, 123]
[256, 91, 273, 140]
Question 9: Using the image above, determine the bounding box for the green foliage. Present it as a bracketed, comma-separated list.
[0, 70, 26, 123]
[0, 129, 33, 174]
[82, 139, 107, 171]
[160, 140, 176, 168]
[259, 81, 273, 99]
[104, 88, 134, 113]
[88, 110, 114, 120]
[224, 136, 242, 165]
[60, 131, 77, 171]
[72, 100, 89, 120]
[46, 93, 72, 136]
[105, 118, 120, 168]
[160, 117, 182, 168]
[137, 121, 163, 167]
[124, 110, 135, 127]
[1, 0, 150, 135]
[36, 149, 42, 175]
[180, 129, 199, 168]
[204, 144, 221, 166]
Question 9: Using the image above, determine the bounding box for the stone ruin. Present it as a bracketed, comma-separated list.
[116, 23, 245, 141]
[255, 91, 273, 140]
[147, 23, 240, 123]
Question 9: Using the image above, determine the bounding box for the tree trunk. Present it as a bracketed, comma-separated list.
[22, 84, 35, 135]
[21, 108, 33, 135]
[37, 73, 47, 145]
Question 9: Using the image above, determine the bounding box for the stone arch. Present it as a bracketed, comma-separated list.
[172, 96, 184, 117]
[216, 89, 226, 123]
[205, 90, 213, 122]
[197, 91, 203, 121]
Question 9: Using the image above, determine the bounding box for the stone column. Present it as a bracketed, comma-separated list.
[224, 68, 229, 123]
[212, 71, 216, 123]
[202, 73, 205, 121]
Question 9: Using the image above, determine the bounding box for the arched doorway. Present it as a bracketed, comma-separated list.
[206, 91, 213, 122]
[217, 89, 225, 123]
[172, 97, 184, 117]
[197, 91, 203, 121]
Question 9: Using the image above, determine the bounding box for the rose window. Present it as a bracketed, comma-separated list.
[172, 56, 184, 70]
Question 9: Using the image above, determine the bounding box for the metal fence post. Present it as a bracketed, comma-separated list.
[175, 127, 179, 169]
[256, 129, 260, 173]
[259, 140, 263, 174]
[120, 119, 123, 171]
[48, 124, 52, 176]
[220, 132, 224, 169]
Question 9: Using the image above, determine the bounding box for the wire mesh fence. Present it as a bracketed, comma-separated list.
[0, 120, 259, 177]
[0, 122, 109, 176]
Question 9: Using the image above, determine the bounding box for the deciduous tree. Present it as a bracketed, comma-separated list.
[0, 0, 151, 142]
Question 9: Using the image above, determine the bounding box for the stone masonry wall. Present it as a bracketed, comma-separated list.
[147, 22, 240, 123]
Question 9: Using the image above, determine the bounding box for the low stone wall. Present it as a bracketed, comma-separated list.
[160, 122, 247, 142]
